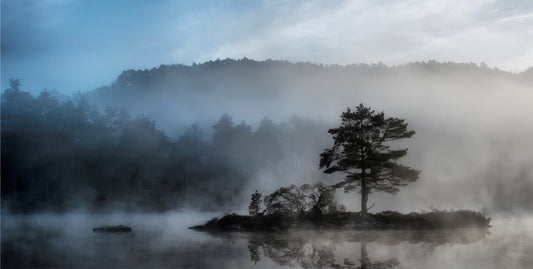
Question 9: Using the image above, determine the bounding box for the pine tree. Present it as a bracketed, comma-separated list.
[249, 190, 262, 216]
[319, 104, 419, 213]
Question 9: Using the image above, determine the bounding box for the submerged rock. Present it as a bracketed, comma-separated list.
[92, 225, 132, 233]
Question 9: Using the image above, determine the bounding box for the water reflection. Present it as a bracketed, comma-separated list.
[249, 239, 398, 269]
[246, 229, 489, 269]
[8, 213, 531, 268]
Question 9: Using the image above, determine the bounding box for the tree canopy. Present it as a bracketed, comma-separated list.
[263, 183, 344, 216]
[319, 104, 419, 212]
[1, 81, 331, 213]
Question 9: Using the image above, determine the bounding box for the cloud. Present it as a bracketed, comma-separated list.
[2, 0, 532, 93]
[199, 0, 533, 71]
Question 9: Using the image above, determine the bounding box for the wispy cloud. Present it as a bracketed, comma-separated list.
[197, 0, 532, 71]
[2, 0, 532, 93]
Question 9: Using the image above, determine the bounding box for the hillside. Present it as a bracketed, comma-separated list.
[85, 59, 532, 133]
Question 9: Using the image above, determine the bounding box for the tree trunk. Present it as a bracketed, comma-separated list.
[360, 166, 368, 213]
[361, 179, 368, 213]
[361, 168, 368, 213]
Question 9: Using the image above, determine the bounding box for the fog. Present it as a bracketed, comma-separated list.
[2, 212, 533, 268]
[3, 60, 532, 214]
[2, 59, 533, 268]
[78, 60, 533, 214]
[3, 0, 533, 267]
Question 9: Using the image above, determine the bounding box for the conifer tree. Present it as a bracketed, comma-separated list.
[320, 104, 419, 213]
[249, 190, 262, 216]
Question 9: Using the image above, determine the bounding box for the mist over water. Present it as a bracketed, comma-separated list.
[2, 212, 532, 268]
[3, 0, 533, 267]
[2, 61, 532, 269]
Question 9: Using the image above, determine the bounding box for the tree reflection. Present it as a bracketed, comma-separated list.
[247, 228, 489, 268]
[248, 238, 397, 268]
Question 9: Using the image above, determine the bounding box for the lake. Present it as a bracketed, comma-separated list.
[2, 212, 532, 268]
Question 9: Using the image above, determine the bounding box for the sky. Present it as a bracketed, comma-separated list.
[2, 0, 533, 94]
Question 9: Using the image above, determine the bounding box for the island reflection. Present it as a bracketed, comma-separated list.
[246, 228, 489, 268]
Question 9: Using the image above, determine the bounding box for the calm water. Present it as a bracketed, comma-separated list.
[2, 212, 532, 268]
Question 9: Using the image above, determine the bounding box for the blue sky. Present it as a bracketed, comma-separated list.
[2, 0, 533, 94]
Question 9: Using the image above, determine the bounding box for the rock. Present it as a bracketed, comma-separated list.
[92, 225, 132, 233]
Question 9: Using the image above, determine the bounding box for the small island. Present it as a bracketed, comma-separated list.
[191, 104, 491, 232]
[190, 210, 490, 232]
[190, 185, 490, 232]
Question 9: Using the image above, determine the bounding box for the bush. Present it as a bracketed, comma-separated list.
[263, 183, 345, 216]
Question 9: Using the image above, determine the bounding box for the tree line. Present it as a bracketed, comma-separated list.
[1, 80, 328, 212]
[3, 79, 420, 214]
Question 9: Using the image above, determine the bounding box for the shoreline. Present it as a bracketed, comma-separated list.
[190, 210, 491, 232]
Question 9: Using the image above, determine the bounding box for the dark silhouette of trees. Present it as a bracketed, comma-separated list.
[264, 184, 310, 216]
[249, 190, 262, 216]
[253, 118, 283, 167]
[263, 183, 344, 216]
[5, 83, 401, 214]
[1, 81, 333, 212]
[319, 104, 419, 213]
[309, 182, 346, 215]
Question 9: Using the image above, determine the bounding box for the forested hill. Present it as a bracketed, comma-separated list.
[3, 59, 533, 214]
[99, 59, 532, 95]
[84, 59, 532, 134]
